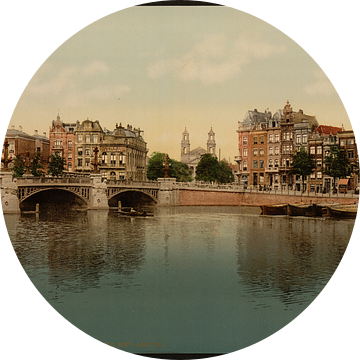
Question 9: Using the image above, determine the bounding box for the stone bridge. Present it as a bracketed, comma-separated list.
[0, 172, 162, 213]
[1, 172, 358, 214]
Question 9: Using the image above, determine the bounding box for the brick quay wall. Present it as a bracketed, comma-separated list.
[177, 188, 358, 207]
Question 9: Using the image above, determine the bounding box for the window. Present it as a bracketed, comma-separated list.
[93, 135, 98, 143]
[317, 146, 322, 155]
[253, 136, 258, 144]
[85, 148, 90, 156]
[68, 153, 72, 159]
[54, 139, 62, 148]
[77, 134, 82, 142]
[348, 139, 354, 145]
[274, 159, 279, 167]
[67, 162, 72, 171]
[260, 136, 264, 144]
[259, 148, 264, 156]
[85, 158, 90, 167]
[340, 140, 346, 146]
[348, 150, 354, 159]
[85, 135, 90, 143]
[243, 148, 248, 157]
[68, 140, 72, 149]
[253, 148, 258, 156]
[274, 146, 279, 155]
[302, 134, 307, 143]
[310, 173, 315, 179]
[78, 158, 83, 167]
[119, 154, 125, 164]
[283, 133, 286, 141]
[275, 134, 279, 143]
[119, 172, 125, 180]
[268, 159, 273, 167]
[269, 147, 273, 155]
[102, 152, 107, 164]
[253, 160, 258, 169]
[286, 133, 290, 141]
[283, 159, 287, 167]
[77, 147, 83, 156]
[310, 146, 315, 154]
[259, 160, 264, 169]
[317, 172, 322, 179]
[243, 137, 248, 145]
[243, 161, 247, 171]
[296, 134, 301, 144]
[110, 153, 116, 165]
[310, 184, 315, 192]
[259, 173, 264, 183]
[317, 159, 322, 168]
[269, 134, 273, 143]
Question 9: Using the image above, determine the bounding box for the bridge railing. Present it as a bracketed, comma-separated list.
[105, 179, 160, 187]
[16, 176, 91, 185]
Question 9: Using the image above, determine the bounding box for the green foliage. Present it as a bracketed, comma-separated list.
[48, 152, 66, 176]
[290, 147, 315, 190]
[147, 152, 166, 180]
[323, 145, 352, 189]
[30, 151, 43, 177]
[12, 155, 25, 178]
[146, 152, 193, 182]
[195, 154, 234, 184]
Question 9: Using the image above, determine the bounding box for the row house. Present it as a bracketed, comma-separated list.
[235, 101, 319, 189]
[307, 125, 342, 193]
[337, 130, 358, 191]
[49, 115, 76, 171]
[3, 125, 50, 171]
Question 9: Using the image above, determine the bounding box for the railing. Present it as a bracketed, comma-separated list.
[105, 179, 160, 187]
[16, 176, 91, 184]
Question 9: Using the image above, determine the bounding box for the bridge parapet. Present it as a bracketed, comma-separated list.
[16, 176, 91, 185]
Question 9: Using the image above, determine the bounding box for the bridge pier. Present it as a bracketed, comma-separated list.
[88, 174, 109, 210]
[157, 178, 178, 206]
[0, 172, 20, 214]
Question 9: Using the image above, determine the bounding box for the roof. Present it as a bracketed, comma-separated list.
[189, 146, 207, 155]
[313, 125, 343, 136]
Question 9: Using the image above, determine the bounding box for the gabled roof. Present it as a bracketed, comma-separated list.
[313, 125, 343, 136]
[189, 146, 207, 155]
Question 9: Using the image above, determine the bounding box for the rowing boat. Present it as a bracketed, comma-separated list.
[288, 203, 315, 217]
[260, 204, 288, 215]
[326, 204, 358, 219]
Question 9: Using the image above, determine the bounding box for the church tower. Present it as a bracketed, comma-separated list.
[181, 128, 190, 163]
[207, 128, 216, 156]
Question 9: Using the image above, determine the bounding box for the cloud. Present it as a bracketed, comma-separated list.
[147, 33, 285, 84]
[26, 61, 130, 106]
[304, 70, 336, 96]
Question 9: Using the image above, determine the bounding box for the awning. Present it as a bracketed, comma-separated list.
[338, 179, 349, 185]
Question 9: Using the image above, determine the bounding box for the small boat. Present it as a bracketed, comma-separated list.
[260, 204, 288, 215]
[118, 209, 153, 217]
[288, 203, 315, 217]
[326, 204, 358, 219]
[312, 202, 341, 217]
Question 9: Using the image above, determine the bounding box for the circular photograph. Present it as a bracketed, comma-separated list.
[1, 1, 359, 359]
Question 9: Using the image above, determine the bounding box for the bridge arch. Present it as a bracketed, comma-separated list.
[18, 187, 89, 207]
[108, 189, 157, 208]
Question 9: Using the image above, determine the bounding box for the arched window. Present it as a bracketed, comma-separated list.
[110, 153, 116, 165]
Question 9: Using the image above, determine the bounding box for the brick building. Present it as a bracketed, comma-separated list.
[307, 125, 343, 193]
[3, 126, 49, 171]
[49, 115, 76, 171]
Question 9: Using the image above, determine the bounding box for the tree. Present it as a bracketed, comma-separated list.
[48, 152, 66, 176]
[12, 155, 25, 178]
[146, 152, 192, 182]
[30, 151, 43, 176]
[195, 154, 234, 184]
[323, 145, 352, 192]
[290, 147, 315, 192]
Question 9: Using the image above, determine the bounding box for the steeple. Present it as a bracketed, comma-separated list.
[207, 127, 216, 155]
[181, 127, 190, 162]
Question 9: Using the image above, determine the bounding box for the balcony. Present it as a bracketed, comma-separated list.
[234, 156, 242, 163]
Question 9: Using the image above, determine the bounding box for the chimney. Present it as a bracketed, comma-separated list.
[43, 132, 47, 137]
[19, 125, 23, 132]
[34, 130, 38, 136]
[11, 125, 15, 130]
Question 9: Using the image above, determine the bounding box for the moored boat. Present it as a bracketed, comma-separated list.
[312, 202, 341, 217]
[288, 203, 315, 217]
[260, 204, 288, 215]
[326, 204, 358, 219]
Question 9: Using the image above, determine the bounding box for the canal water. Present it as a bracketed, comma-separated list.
[4, 206, 355, 356]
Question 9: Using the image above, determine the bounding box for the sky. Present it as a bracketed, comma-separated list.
[7, 4, 352, 162]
